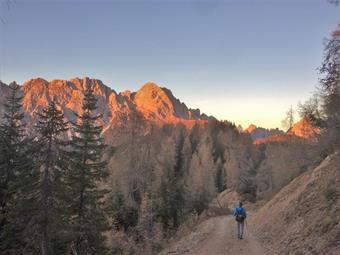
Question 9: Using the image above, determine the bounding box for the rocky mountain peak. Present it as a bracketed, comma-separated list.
[134, 82, 177, 120]
[246, 124, 257, 133]
[0, 77, 212, 131]
[138, 81, 163, 93]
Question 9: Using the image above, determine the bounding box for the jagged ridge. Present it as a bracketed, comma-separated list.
[0, 77, 213, 130]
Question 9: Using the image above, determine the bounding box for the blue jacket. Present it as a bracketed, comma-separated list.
[233, 207, 247, 218]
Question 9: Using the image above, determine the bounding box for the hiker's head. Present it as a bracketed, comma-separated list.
[239, 201, 243, 207]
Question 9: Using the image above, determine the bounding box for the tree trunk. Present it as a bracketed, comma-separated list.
[41, 137, 52, 255]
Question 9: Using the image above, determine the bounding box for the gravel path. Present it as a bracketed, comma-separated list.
[161, 215, 272, 255]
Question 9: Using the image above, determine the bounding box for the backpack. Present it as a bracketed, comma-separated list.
[235, 208, 245, 222]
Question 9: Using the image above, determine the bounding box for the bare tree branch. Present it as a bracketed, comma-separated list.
[1, 0, 15, 25]
[328, 0, 339, 6]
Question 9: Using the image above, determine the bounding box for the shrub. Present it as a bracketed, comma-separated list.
[324, 186, 339, 202]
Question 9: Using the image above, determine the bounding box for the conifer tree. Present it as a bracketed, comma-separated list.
[157, 167, 185, 231]
[109, 188, 138, 232]
[0, 84, 25, 220]
[0, 83, 39, 254]
[34, 98, 69, 255]
[155, 130, 187, 232]
[65, 84, 109, 254]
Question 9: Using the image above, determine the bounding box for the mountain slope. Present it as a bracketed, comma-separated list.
[251, 152, 340, 255]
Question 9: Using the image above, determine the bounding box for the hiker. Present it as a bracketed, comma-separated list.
[233, 201, 247, 239]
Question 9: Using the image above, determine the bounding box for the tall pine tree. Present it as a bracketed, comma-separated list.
[157, 167, 185, 231]
[0, 83, 40, 254]
[65, 84, 109, 254]
[0, 83, 25, 223]
[34, 98, 69, 255]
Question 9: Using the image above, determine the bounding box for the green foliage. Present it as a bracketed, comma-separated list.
[0, 84, 40, 254]
[174, 127, 186, 178]
[34, 98, 70, 255]
[215, 164, 227, 193]
[191, 193, 210, 215]
[0, 84, 25, 215]
[237, 177, 257, 203]
[157, 168, 186, 230]
[64, 84, 109, 254]
[109, 191, 138, 231]
[189, 123, 200, 153]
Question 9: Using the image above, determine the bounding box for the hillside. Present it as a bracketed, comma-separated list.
[158, 152, 339, 255]
[251, 152, 340, 255]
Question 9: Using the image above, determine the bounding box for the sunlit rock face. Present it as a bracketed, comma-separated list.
[134, 82, 184, 121]
[20, 77, 116, 125]
[133, 82, 208, 124]
[245, 124, 257, 133]
[0, 77, 213, 139]
[288, 117, 319, 139]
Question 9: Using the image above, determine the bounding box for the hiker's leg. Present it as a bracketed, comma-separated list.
[240, 222, 244, 238]
[237, 222, 241, 238]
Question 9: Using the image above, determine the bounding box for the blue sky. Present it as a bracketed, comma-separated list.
[0, 0, 339, 128]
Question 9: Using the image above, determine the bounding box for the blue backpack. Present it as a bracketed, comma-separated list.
[235, 207, 245, 222]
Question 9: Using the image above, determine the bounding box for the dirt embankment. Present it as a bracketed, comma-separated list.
[251, 152, 340, 255]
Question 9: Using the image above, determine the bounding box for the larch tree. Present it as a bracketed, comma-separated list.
[65, 84, 109, 255]
[281, 105, 295, 132]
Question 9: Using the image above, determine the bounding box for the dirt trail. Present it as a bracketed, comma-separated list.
[161, 215, 272, 255]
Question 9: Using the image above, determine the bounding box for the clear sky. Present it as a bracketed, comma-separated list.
[0, 0, 339, 128]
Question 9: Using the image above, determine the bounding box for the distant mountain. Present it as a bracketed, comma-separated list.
[0, 77, 213, 135]
[246, 118, 319, 144]
[245, 124, 285, 142]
